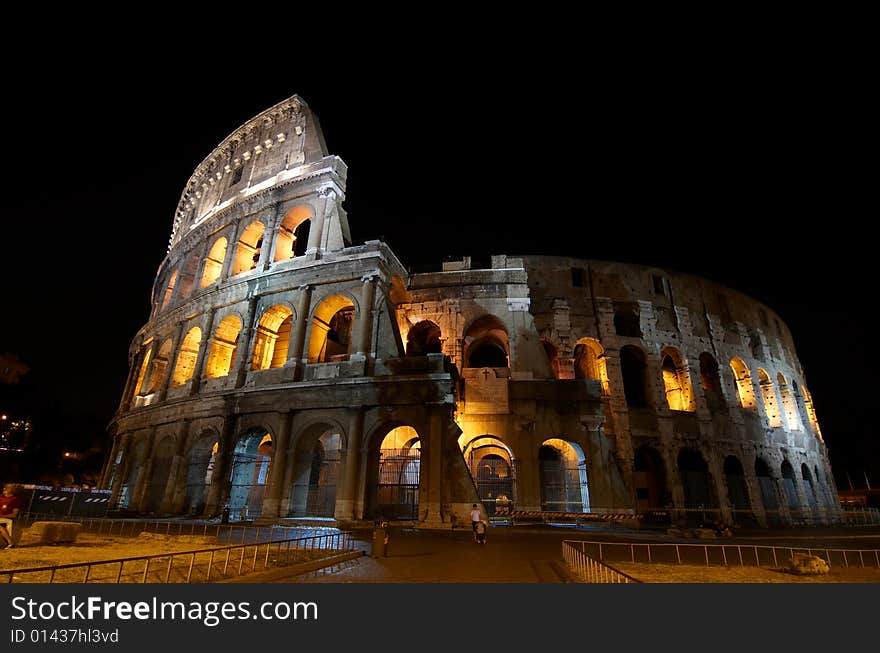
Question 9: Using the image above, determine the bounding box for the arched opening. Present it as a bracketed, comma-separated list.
[755, 457, 782, 526]
[802, 386, 823, 440]
[200, 237, 227, 288]
[620, 345, 649, 407]
[184, 435, 218, 516]
[464, 315, 509, 369]
[228, 431, 272, 521]
[677, 448, 717, 523]
[757, 369, 782, 427]
[801, 463, 819, 516]
[574, 338, 609, 394]
[161, 270, 177, 311]
[251, 305, 293, 370]
[538, 439, 589, 513]
[776, 373, 801, 431]
[723, 456, 755, 525]
[132, 345, 153, 398]
[117, 440, 146, 509]
[205, 315, 241, 378]
[661, 348, 694, 412]
[177, 255, 200, 300]
[463, 436, 516, 516]
[308, 295, 355, 363]
[373, 426, 421, 520]
[143, 339, 172, 395]
[232, 221, 265, 275]
[288, 426, 342, 518]
[541, 339, 561, 379]
[780, 460, 801, 518]
[729, 358, 757, 410]
[633, 446, 667, 512]
[144, 436, 176, 512]
[699, 353, 725, 410]
[274, 206, 312, 262]
[614, 308, 641, 337]
[171, 327, 202, 386]
[406, 320, 442, 356]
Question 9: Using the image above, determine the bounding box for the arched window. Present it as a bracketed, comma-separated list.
[144, 339, 172, 394]
[620, 345, 649, 407]
[171, 327, 202, 386]
[161, 270, 177, 311]
[699, 353, 724, 410]
[541, 339, 561, 379]
[200, 237, 227, 288]
[132, 344, 153, 397]
[406, 320, 442, 356]
[729, 358, 757, 410]
[464, 315, 509, 368]
[723, 456, 752, 516]
[274, 206, 312, 262]
[308, 295, 356, 363]
[633, 446, 667, 511]
[177, 255, 200, 300]
[757, 369, 782, 427]
[574, 338, 609, 394]
[205, 315, 242, 378]
[614, 307, 641, 337]
[660, 348, 694, 412]
[232, 221, 265, 275]
[802, 385, 823, 440]
[777, 373, 802, 431]
[251, 305, 293, 370]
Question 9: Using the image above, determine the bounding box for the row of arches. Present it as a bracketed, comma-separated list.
[158, 206, 313, 313]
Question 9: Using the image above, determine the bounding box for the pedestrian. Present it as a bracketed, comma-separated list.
[0, 483, 22, 549]
[475, 519, 488, 545]
[470, 503, 482, 542]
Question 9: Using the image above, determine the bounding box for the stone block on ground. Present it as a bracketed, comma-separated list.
[18, 521, 81, 546]
[785, 553, 830, 575]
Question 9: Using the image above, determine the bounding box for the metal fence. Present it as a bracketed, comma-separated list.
[562, 541, 640, 583]
[564, 540, 880, 569]
[2, 531, 356, 584]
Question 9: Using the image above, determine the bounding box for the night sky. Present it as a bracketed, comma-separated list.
[0, 50, 873, 488]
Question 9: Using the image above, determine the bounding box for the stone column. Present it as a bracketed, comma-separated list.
[156, 323, 186, 403]
[220, 222, 244, 282]
[352, 275, 377, 359]
[288, 284, 312, 377]
[205, 413, 237, 516]
[234, 297, 260, 388]
[743, 467, 768, 528]
[262, 411, 293, 518]
[160, 421, 191, 514]
[707, 453, 733, 525]
[258, 205, 284, 272]
[189, 309, 217, 395]
[423, 409, 444, 523]
[515, 444, 542, 512]
[108, 434, 132, 505]
[130, 429, 158, 511]
[117, 347, 142, 413]
[99, 435, 121, 489]
[306, 186, 335, 254]
[337, 409, 364, 521]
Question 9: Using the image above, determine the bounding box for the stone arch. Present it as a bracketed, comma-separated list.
[252, 304, 294, 370]
[699, 352, 725, 410]
[118, 438, 147, 509]
[227, 428, 273, 520]
[463, 315, 509, 368]
[614, 307, 641, 337]
[729, 357, 757, 410]
[184, 431, 219, 516]
[274, 205, 313, 262]
[541, 339, 561, 379]
[677, 448, 718, 521]
[723, 455, 754, 524]
[177, 254, 200, 300]
[802, 385, 823, 440]
[406, 320, 442, 356]
[620, 345, 650, 407]
[205, 315, 242, 378]
[161, 270, 177, 311]
[171, 327, 202, 386]
[633, 445, 668, 512]
[287, 420, 346, 518]
[132, 344, 153, 398]
[200, 236, 228, 288]
[757, 369, 782, 427]
[800, 462, 819, 516]
[144, 339, 172, 394]
[232, 220, 265, 275]
[574, 338, 609, 394]
[308, 294, 356, 363]
[365, 424, 422, 520]
[660, 347, 694, 412]
[462, 435, 516, 516]
[780, 460, 801, 517]
[755, 457, 782, 526]
[145, 434, 177, 512]
[538, 438, 589, 513]
[777, 373, 802, 430]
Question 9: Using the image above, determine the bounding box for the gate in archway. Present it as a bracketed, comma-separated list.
[377, 448, 420, 520]
[305, 451, 340, 517]
[470, 453, 515, 516]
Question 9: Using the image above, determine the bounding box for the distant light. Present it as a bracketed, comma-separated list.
[64, 452, 71, 457]
[1, 414, 6, 420]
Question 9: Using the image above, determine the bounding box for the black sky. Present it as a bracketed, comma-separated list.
[0, 44, 874, 488]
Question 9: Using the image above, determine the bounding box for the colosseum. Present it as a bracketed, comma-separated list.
[101, 95, 840, 529]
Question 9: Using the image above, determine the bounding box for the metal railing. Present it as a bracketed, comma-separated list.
[566, 540, 880, 569]
[562, 541, 640, 583]
[2, 531, 356, 584]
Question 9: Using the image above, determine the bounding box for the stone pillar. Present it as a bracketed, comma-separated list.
[353, 275, 377, 357]
[707, 453, 733, 525]
[337, 408, 364, 521]
[189, 310, 216, 395]
[234, 297, 260, 388]
[515, 445, 541, 512]
[423, 409, 444, 523]
[205, 413, 237, 516]
[743, 468, 768, 528]
[99, 436, 121, 489]
[130, 429, 157, 512]
[661, 446, 686, 521]
[156, 323, 186, 403]
[258, 205, 284, 272]
[117, 347, 142, 413]
[288, 284, 312, 376]
[108, 434, 132, 505]
[262, 411, 293, 518]
[159, 421, 191, 514]
[219, 222, 244, 282]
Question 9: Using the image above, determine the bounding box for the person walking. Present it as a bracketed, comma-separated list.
[475, 519, 488, 545]
[470, 503, 482, 542]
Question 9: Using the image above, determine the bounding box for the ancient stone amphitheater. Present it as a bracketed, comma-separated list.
[101, 95, 839, 528]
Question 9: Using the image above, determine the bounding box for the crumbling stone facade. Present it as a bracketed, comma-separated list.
[102, 96, 839, 528]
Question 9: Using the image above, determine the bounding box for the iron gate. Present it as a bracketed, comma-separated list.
[540, 460, 588, 513]
[305, 452, 340, 517]
[469, 454, 515, 516]
[377, 448, 420, 520]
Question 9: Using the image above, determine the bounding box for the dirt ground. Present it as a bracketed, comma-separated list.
[613, 562, 880, 583]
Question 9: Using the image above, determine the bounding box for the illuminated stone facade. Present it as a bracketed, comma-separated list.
[102, 96, 839, 528]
